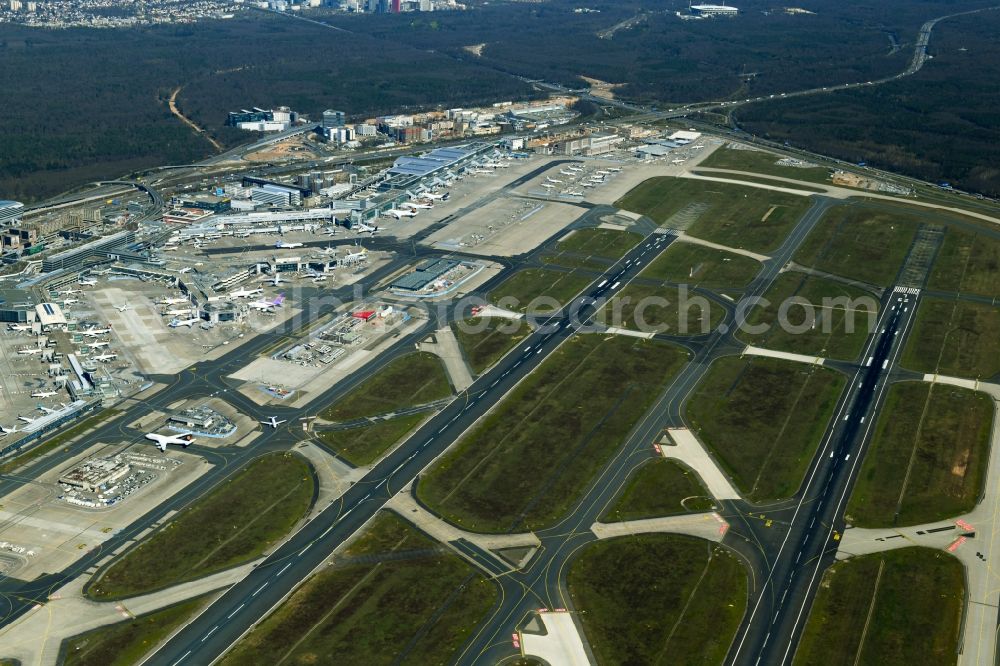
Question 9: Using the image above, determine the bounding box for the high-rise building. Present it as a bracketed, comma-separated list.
[322, 109, 346, 129]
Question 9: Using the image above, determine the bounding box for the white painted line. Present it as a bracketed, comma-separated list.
[171, 651, 192, 666]
[299, 543, 312, 557]
[252, 582, 269, 597]
[277, 563, 292, 576]
[201, 625, 219, 642]
[227, 603, 245, 619]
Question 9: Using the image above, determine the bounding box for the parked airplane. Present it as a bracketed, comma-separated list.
[0, 424, 18, 437]
[79, 327, 112, 337]
[163, 308, 193, 317]
[261, 416, 287, 428]
[311, 275, 328, 283]
[17, 348, 44, 355]
[228, 286, 263, 299]
[31, 390, 58, 398]
[169, 317, 200, 328]
[559, 170, 576, 176]
[178, 267, 194, 274]
[92, 352, 118, 362]
[422, 191, 449, 201]
[266, 273, 284, 287]
[356, 222, 379, 234]
[541, 183, 555, 190]
[62, 299, 79, 306]
[385, 209, 417, 220]
[546, 177, 563, 184]
[158, 296, 188, 305]
[567, 166, 583, 173]
[38, 405, 59, 415]
[7, 323, 32, 332]
[61, 288, 83, 295]
[276, 240, 304, 249]
[401, 201, 432, 210]
[315, 245, 338, 257]
[249, 295, 285, 311]
[341, 248, 368, 265]
[565, 190, 584, 197]
[85, 341, 111, 349]
[78, 279, 97, 286]
[145, 432, 194, 452]
[116, 303, 132, 312]
[607, 167, 622, 172]
[17, 415, 34, 424]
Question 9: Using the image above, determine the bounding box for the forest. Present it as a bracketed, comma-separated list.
[0, 0, 997, 201]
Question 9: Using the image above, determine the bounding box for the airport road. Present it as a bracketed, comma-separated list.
[142, 223, 678, 666]
[726, 287, 921, 666]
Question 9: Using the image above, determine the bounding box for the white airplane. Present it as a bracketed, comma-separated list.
[158, 296, 188, 305]
[422, 191, 449, 201]
[559, 169, 576, 176]
[79, 327, 112, 337]
[260, 416, 287, 428]
[61, 288, 83, 296]
[228, 286, 263, 299]
[31, 390, 58, 398]
[163, 308, 193, 317]
[38, 405, 58, 415]
[567, 166, 584, 173]
[0, 424, 18, 437]
[341, 248, 367, 265]
[607, 167, 622, 172]
[178, 267, 194, 274]
[17, 348, 44, 356]
[315, 246, 338, 257]
[401, 201, 433, 210]
[565, 190, 584, 197]
[671, 159, 686, 165]
[596, 170, 610, 175]
[692, 145, 705, 150]
[62, 299, 79, 306]
[542, 183, 555, 190]
[92, 352, 118, 362]
[17, 415, 35, 424]
[7, 323, 32, 332]
[116, 303, 132, 312]
[356, 222, 379, 234]
[266, 273, 284, 287]
[78, 278, 97, 286]
[311, 275, 328, 283]
[385, 209, 416, 219]
[169, 317, 200, 328]
[249, 294, 285, 311]
[145, 432, 194, 452]
[84, 341, 110, 349]
[276, 240, 304, 249]
[546, 177, 563, 184]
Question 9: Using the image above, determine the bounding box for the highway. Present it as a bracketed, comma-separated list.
[142, 221, 678, 665]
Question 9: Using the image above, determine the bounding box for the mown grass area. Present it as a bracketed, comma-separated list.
[602, 459, 714, 522]
[847, 382, 993, 527]
[794, 548, 964, 666]
[63, 596, 210, 666]
[640, 242, 761, 290]
[901, 298, 1000, 380]
[614, 177, 812, 253]
[489, 268, 592, 313]
[555, 228, 642, 259]
[418, 335, 689, 532]
[316, 413, 426, 467]
[740, 273, 879, 362]
[698, 146, 833, 185]
[793, 204, 920, 286]
[319, 352, 452, 422]
[88, 453, 314, 600]
[451, 317, 531, 375]
[220, 512, 497, 666]
[569, 534, 746, 666]
[691, 170, 828, 193]
[0, 409, 121, 475]
[686, 356, 845, 501]
[927, 226, 1000, 299]
[603, 282, 724, 336]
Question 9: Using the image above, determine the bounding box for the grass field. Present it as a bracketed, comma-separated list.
[698, 147, 833, 185]
[640, 242, 761, 290]
[451, 317, 531, 375]
[793, 204, 920, 286]
[740, 273, 879, 362]
[602, 459, 714, 522]
[603, 282, 724, 335]
[220, 512, 496, 666]
[568, 534, 746, 666]
[418, 335, 689, 532]
[614, 177, 811, 253]
[847, 382, 993, 527]
[691, 170, 828, 193]
[794, 548, 964, 666]
[901, 298, 1000, 380]
[554, 228, 642, 259]
[62, 596, 210, 666]
[489, 268, 592, 313]
[686, 357, 845, 501]
[0, 409, 120, 475]
[316, 413, 427, 467]
[319, 352, 452, 422]
[927, 226, 1000, 299]
[88, 453, 314, 599]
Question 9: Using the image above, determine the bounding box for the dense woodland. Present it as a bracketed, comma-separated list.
[0, 0, 997, 200]
[736, 10, 1000, 197]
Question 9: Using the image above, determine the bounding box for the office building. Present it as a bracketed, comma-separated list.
[322, 110, 346, 129]
[0, 200, 23, 226]
[690, 3, 738, 16]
